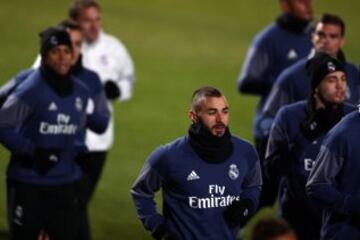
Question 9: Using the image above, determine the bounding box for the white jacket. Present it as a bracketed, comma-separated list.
[82, 31, 135, 151]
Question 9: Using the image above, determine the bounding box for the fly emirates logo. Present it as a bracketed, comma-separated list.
[188, 184, 240, 209]
[40, 113, 77, 135]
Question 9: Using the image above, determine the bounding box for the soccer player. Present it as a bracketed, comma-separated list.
[265, 53, 355, 240]
[306, 72, 360, 239]
[0, 28, 107, 240]
[0, 21, 110, 240]
[237, 0, 313, 208]
[68, 0, 135, 207]
[131, 86, 262, 239]
[262, 14, 359, 131]
[60, 20, 110, 240]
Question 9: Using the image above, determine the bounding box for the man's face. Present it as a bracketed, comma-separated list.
[312, 23, 344, 56]
[45, 45, 73, 75]
[283, 0, 313, 22]
[190, 96, 229, 137]
[76, 6, 101, 43]
[69, 29, 83, 65]
[316, 71, 347, 104]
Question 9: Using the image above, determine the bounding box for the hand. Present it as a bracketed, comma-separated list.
[104, 80, 121, 100]
[33, 147, 61, 175]
[223, 198, 255, 227]
[152, 224, 178, 240]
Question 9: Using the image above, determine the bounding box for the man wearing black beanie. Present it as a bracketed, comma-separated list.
[300, 52, 349, 140]
[0, 27, 107, 240]
[265, 52, 355, 240]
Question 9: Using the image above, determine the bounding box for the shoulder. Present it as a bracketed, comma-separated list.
[282, 58, 307, 76]
[273, 101, 306, 132]
[100, 32, 128, 51]
[345, 61, 358, 71]
[345, 61, 359, 75]
[326, 111, 360, 143]
[231, 135, 257, 156]
[344, 102, 357, 114]
[251, 23, 281, 46]
[147, 136, 187, 167]
[72, 76, 91, 97]
[230, 136, 260, 169]
[76, 68, 103, 92]
[277, 58, 307, 84]
[14, 68, 36, 84]
[278, 101, 306, 119]
[14, 70, 42, 94]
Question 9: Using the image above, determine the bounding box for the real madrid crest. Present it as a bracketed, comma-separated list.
[327, 61, 336, 72]
[75, 97, 83, 111]
[228, 164, 239, 180]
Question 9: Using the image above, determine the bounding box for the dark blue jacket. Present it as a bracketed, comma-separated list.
[0, 67, 110, 152]
[131, 136, 262, 240]
[266, 101, 355, 239]
[0, 69, 34, 107]
[238, 21, 312, 138]
[260, 58, 360, 138]
[307, 110, 360, 239]
[0, 68, 108, 185]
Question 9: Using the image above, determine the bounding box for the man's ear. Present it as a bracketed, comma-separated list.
[189, 110, 198, 123]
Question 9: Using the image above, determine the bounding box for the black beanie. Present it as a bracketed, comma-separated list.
[39, 27, 72, 58]
[306, 52, 346, 91]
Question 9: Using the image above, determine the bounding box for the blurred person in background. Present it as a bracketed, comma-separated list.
[252, 218, 298, 240]
[262, 13, 359, 135]
[265, 53, 355, 240]
[0, 27, 107, 240]
[69, 0, 136, 212]
[237, 0, 314, 209]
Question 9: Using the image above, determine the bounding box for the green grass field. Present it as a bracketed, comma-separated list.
[0, 1, 359, 239]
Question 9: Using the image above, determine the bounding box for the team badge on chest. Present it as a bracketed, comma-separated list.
[228, 164, 239, 180]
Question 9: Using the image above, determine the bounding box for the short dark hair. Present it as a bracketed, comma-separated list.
[68, 0, 101, 20]
[252, 218, 295, 240]
[317, 13, 346, 36]
[191, 86, 223, 113]
[57, 19, 82, 32]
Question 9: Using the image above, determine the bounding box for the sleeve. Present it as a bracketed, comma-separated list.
[264, 108, 292, 180]
[262, 70, 295, 117]
[0, 77, 18, 108]
[241, 146, 262, 209]
[86, 87, 110, 134]
[112, 39, 135, 102]
[306, 131, 360, 216]
[0, 95, 35, 156]
[237, 36, 274, 95]
[130, 147, 166, 235]
[0, 69, 34, 108]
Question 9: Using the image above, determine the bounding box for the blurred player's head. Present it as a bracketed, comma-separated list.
[189, 86, 229, 137]
[306, 52, 347, 107]
[69, 0, 101, 43]
[40, 27, 73, 76]
[252, 218, 298, 240]
[58, 20, 83, 66]
[312, 14, 345, 57]
[280, 0, 313, 22]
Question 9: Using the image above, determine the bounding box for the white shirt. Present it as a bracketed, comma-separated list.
[82, 31, 135, 151]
